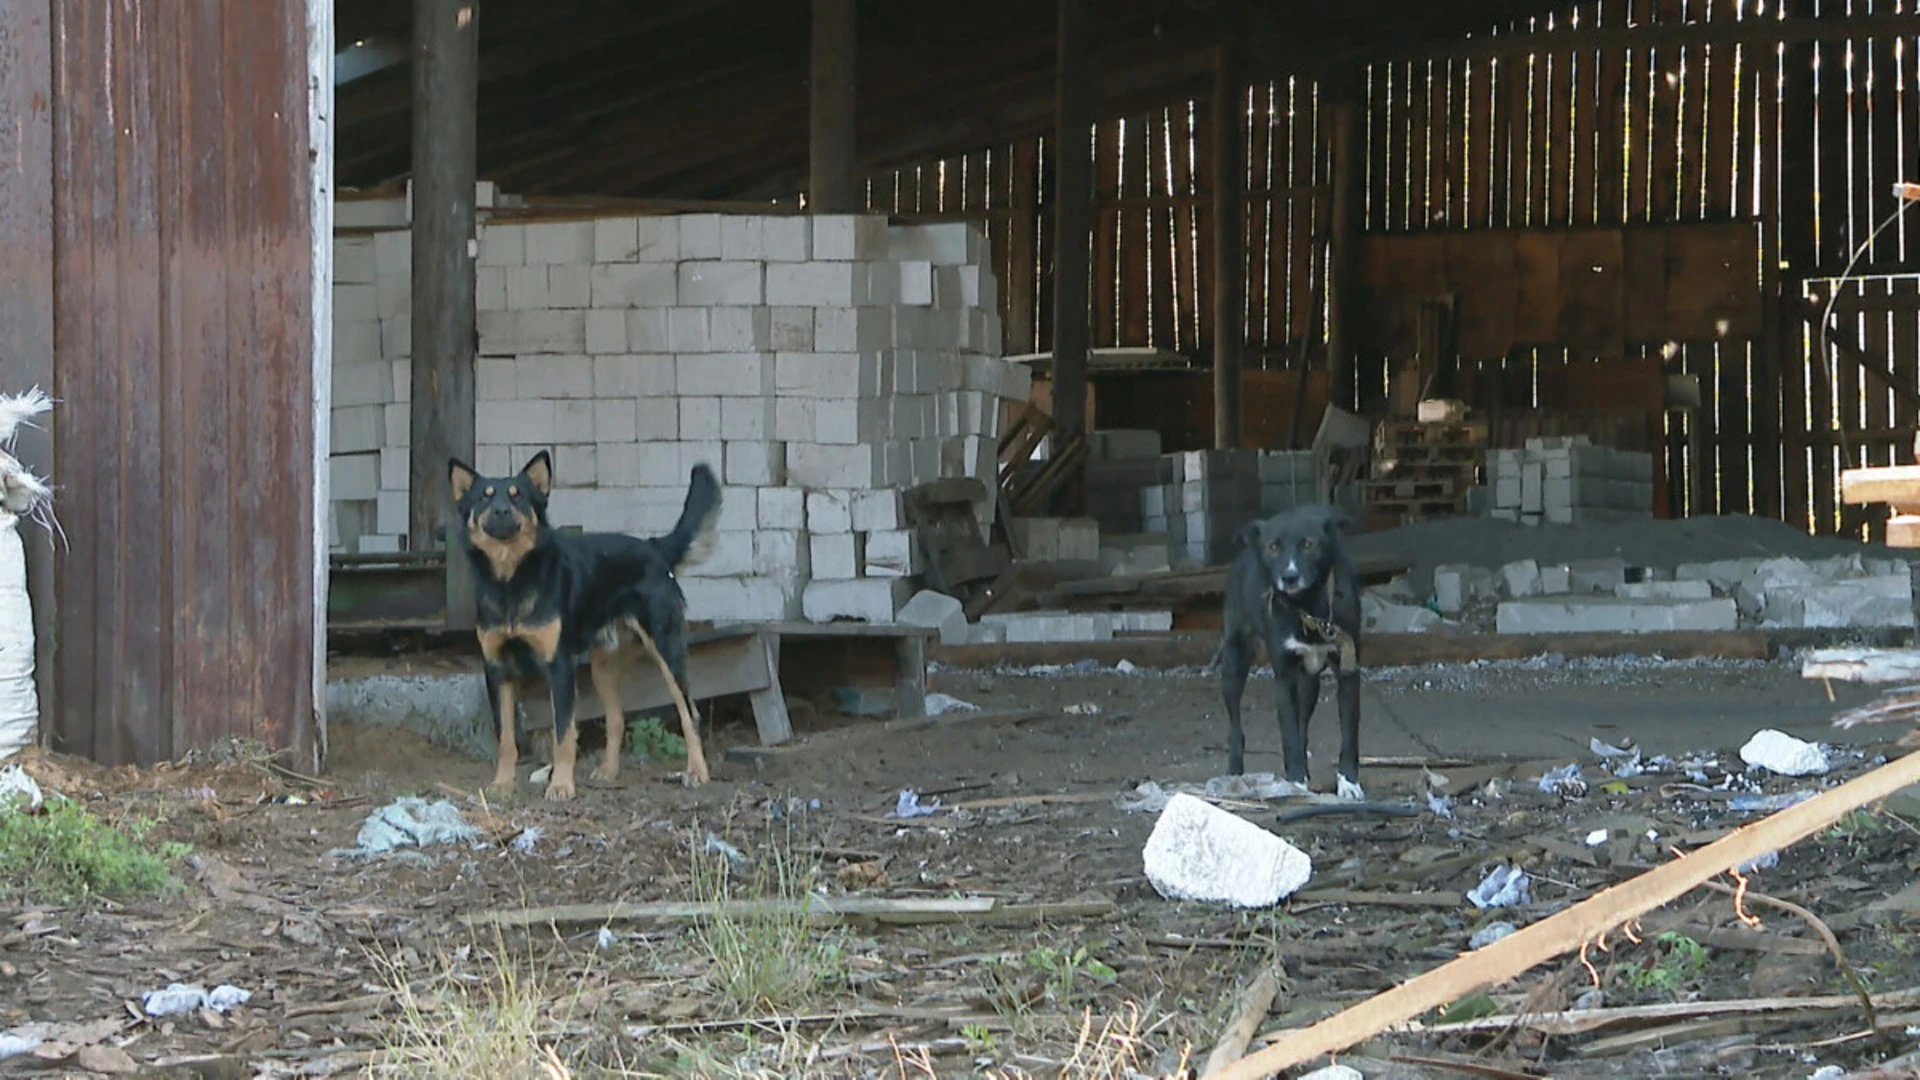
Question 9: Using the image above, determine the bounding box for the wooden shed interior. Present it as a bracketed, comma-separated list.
[334, 0, 1920, 539]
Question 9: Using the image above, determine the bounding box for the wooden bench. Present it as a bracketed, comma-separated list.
[519, 621, 933, 746]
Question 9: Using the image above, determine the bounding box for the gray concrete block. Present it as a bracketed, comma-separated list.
[898, 589, 968, 646]
[1433, 563, 1499, 615]
[1494, 597, 1739, 634]
[1568, 558, 1629, 594]
[1500, 559, 1543, 598]
[1538, 563, 1573, 594]
[1763, 575, 1915, 629]
[979, 610, 1115, 643]
[1617, 580, 1715, 600]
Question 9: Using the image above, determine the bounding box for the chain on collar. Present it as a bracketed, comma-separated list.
[1265, 584, 1360, 674]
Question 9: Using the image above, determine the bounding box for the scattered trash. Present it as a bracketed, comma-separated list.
[1297, 1065, 1363, 1080]
[1063, 702, 1101, 715]
[1736, 850, 1780, 874]
[1572, 988, 1605, 1011]
[1585, 828, 1610, 846]
[1728, 790, 1816, 813]
[923, 692, 978, 716]
[702, 833, 749, 866]
[1204, 772, 1312, 801]
[529, 764, 552, 786]
[0, 763, 42, 812]
[141, 983, 251, 1018]
[1469, 921, 1517, 949]
[1114, 659, 1138, 674]
[1536, 763, 1588, 798]
[1427, 793, 1455, 819]
[327, 798, 482, 859]
[595, 927, 618, 950]
[1589, 737, 1635, 759]
[1142, 792, 1312, 908]
[508, 827, 543, 855]
[1467, 864, 1532, 909]
[0, 1033, 42, 1060]
[887, 789, 942, 819]
[1740, 729, 1831, 777]
[1116, 781, 1172, 814]
[1807, 1066, 1846, 1080]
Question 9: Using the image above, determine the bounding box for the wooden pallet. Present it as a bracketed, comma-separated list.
[1366, 477, 1459, 499]
[1375, 419, 1490, 446]
[1375, 444, 1485, 468]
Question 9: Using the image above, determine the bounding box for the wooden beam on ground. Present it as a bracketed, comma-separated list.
[1048, 0, 1093, 450]
[1209, 747, 1920, 1079]
[808, 0, 858, 212]
[460, 896, 1117, 930]
[1323, 77, 1364, 410]
[1211, 37, 1246, 450]
[407, 0, 479, 550]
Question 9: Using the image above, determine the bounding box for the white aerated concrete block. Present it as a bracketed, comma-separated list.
[682, 530, 754, 578]
[851, 488, 902, 532]
[787, 443, 880, 488]
[590, 264, 677, 308]
[809, 532, 864, 580]
[758, 487, 805, 530]
[1617, 580, 1715, 600]
[523, 221, 595, 265]
[979, 610, 1115, 643]
[330, 454, 379, 501]
[1764, 576, 1914, 629]
[1495, 597, 1739, 634]
[802, 577, 909, 624]
[1499, 559, 1542, 599]
[812, 214, 887, 261]
[863, 529, 919, 577]
[767, 262, 856, 307]
[898, 589, 968, 646]
[762, 216, 811, 262]
[1142, 793, 1313, 909]
[678, 261, 763, 306]
[805, 489, 852, 534]
[683, 577, 793, 624]
[724, 440, 784, 486]
[1433, 564, 1499, 615]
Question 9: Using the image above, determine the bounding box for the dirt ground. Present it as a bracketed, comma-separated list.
[5, 654, 1920, 1078]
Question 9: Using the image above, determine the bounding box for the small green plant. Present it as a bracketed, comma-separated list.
[1024, 942, 1118, 1003]
[0, 796, 188, 904]
[1824, 809, 1883, 842]
[627, 714, 687, 762]
[687, 820, 846, 1014]
[960, 1023, 998, 1054]
[1629, 931, 1709, 992]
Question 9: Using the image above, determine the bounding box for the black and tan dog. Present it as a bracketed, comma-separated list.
[449, 450, 720, 800]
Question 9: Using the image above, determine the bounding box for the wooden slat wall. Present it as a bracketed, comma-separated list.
[865, 0, 1920, 533]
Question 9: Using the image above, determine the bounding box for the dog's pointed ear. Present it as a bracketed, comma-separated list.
[521, 450, 553, 497]
[1237, 521, 1263, 550]
[449, 458, 477, 502]
[1324, 507, 1358, 538]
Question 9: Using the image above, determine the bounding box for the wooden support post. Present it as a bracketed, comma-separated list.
[1049, 0, 1093, 447]
[1211, 41, 1246, 450]
[407, 0, 480, 550]
[1324, 75, 1364, 412]
[808, 0, 858, 214]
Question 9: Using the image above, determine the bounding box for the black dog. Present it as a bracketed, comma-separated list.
[1215, 503, 1366, 800]
[448, 450, 720, 800]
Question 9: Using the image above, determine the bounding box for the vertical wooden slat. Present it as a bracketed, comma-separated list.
[1894, 281, 1920, 462]
[1649, 0, 1684, 222]
[986, 147, 1012, 349]
[1862, 280, 1894, 499]
[1246, 83, 1275, 352]
[1430, 58, 1454, 227]
[1006, 140, 1038, 355]
[1119, 116, 1150, 346]
[1529, 50, 1554, 225]
[1148, 111, 1177, 349]
[1752, 28, 1784, 522]
[1811, 26, 1847, 272]
[1171, 103, 1200, 352]
[1572, 36, 1600, 226]
[1406, 60, 1431, 229]
[1092, 122, 1120, 349]
[1549, 44, 1576, 226]
[1866, 21, 1898, 270]
[1703, 30, 1737, 219]
[1368, 65, 1392, 232]
[1288, 83, 1319, 345]
[1495, 51, 1523, 225]
[1194, 99, 1217, 356]
[1273, 83, 1300, 346]
[1468, 57, 1495, 227]
[963, 149, 988, 213]
[1625, 0, 1654, 222]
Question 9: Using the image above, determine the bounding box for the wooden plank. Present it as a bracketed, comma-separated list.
[1092, 120, 1120, 349]
[1194, 95, 1218, 358]
[1286, 79, 1318, 344]
[1572, 44, 1599, 226]
[1624, 28, 1653, 222]
[1595, 20, 1627, 223]
[1558, 229, 1626, 357]
[1702, 37, 1735, 222]
[1368, 66, 1393, 234]
[1501, 48, 1530, 226]
[1839, 465, 1920, 506]
[1212, 52, 1246, 449]
[1549, 48, 1576, 227]
[1149, 109, 1178, 349]
[1429, 57, 1453, 228]
[1810, 28, 1847, 276]
[1406, 59, 1431, 229]
[1802, 648, 1920, 684]
[1211, 751, 1920, 1078]
[1866, 29, 1899, 271]
[1665, 221, 1764, 341]
[520, 631, 775, 729]
[1512, 231, 1562, 344]
[1268, 85, 1295, 346]
[1171, 101, 1200, 352]
[1649, 0, 1684, 222]
[1467, 58, 1495, 228]
[1007, 140, 1039, 354]
[1245, 82, 1274, 351]
[1118, 115, 1150, 346]
[408, 0, 481, 547]
[1896, 280, 1920, 457]
[1447, 233, 1516, 360]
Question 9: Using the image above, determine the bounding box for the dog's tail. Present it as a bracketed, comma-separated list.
[658, 463, 721, 570]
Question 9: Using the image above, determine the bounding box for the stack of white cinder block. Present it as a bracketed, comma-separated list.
[328, 221, 415, 555]
[357, 207, 1026, 626]
[1487, 436, 1653, 525]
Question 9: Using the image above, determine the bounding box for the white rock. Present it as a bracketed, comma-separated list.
[1141, 792, 1312, 909]
[1499, 558, 1542, 599]
[1298, 1067, 1364, 1080]
[0, 764, 42, 812]
[1739, 728, 1831, 777]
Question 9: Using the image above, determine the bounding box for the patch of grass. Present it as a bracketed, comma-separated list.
[627, 715, 686, 762]
[1629, 930, 1709, 993]
[373, 940, 606, 1080]
[0, 796, 189, 904]
[686, 820, 847, 1015]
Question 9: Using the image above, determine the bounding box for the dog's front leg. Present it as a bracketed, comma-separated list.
[482, 666, 519, 793]
[544, 662, 581, 801]
[1335, 669, 1364, 800]
[1217, 634, 1253, 776]
[1272, 656, 1312, 786]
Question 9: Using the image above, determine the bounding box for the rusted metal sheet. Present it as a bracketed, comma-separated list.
[0, 0, 58, 746]
[35, 0, 315, 766]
